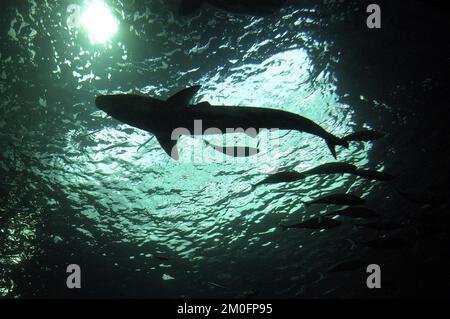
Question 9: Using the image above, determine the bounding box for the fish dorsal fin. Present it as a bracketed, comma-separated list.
[166, 85, 201, 107]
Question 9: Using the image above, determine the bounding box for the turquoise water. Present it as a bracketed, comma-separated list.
[1, 0, 449, 298]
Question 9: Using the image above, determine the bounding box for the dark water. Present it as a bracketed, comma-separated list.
[1, 0, 449, 298]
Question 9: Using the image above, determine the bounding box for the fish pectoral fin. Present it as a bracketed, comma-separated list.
[180, 0, 204, 15]
[166, 85, 201, 107]
[155, 132, 179, 160]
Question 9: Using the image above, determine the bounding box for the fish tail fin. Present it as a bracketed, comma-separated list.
[301, 201, 310, 208]
[325, 135, 349, 159]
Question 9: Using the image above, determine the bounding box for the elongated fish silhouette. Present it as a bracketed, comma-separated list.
[207, 281, 227, 289]
[354, 169, 395, 181]
[95, 86, 348, 160]
[252, 162, 356, 190]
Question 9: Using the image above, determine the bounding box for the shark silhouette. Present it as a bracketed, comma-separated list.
[95, 85, 348, 160]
